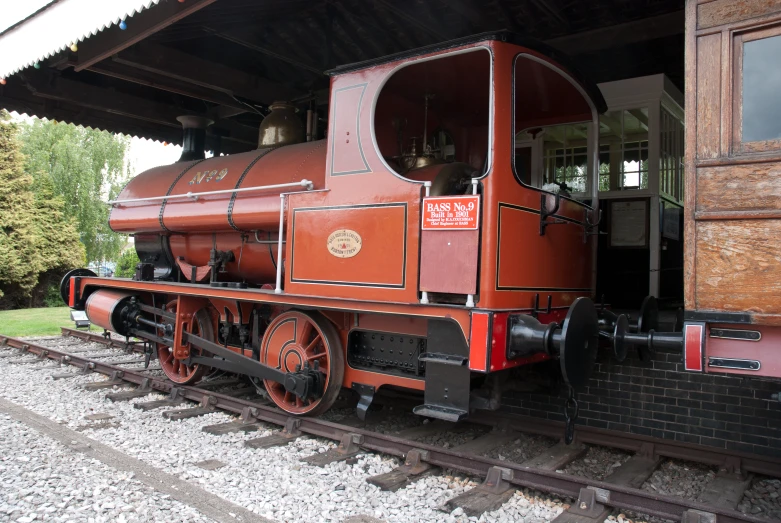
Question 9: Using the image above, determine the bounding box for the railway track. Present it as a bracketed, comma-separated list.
[0, 328, 778, 523]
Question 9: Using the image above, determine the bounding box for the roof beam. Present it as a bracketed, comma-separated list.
[17, 69, 257, 146]
[349, 1, 405, 54]
[328, 2, 389, 57]
[331, 9, 370, 62]
[72, 0, 218, 72]
[86, 60, 247, 112]
[372, 0, 448, 41]
[203, 26, 324, 75]
[447, 0, 485, 33]
[495, 0, 524, 33]
[112, 41, 298, 104]
[530, 0, 569, 28]
[546, 10, 684, 56]
[629, 109, 649, 131]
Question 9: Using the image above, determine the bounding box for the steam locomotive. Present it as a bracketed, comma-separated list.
[61, 32, 685, 435]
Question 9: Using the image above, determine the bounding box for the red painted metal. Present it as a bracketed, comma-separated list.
[419, 230, 479, 294]
[159, 297, 214, 384]
[684, 323, 704, 372]
[706, 323, 781, 378]
[84, 289, 133, 333]
[468, 312, 490, 372]
[69, 35, 608, 403]
[109, 140, 327, 234]
[68, 278, 76, 308]
[489, 311, 554, 372]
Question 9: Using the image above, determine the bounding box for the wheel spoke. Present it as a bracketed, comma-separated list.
[261, 311, 340, 415]
[297, 320, 314, 346]
[303, 335, 322, 354]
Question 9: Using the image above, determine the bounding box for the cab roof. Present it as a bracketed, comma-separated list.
[326, 30, 608, 115]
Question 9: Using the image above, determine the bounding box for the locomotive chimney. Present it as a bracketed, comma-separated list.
[176, 115, 213, 162]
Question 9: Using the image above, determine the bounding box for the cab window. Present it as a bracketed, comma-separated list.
[513, 54, 595, 198]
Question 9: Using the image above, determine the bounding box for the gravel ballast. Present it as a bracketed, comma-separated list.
[3, 335, 778, 523]
[0, 413, 214, 523]
[0, 338, 573, 523]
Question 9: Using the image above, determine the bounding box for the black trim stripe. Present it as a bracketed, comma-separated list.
[290, 203, 408, 288]
[495, 203, 590, 292]
[684, 310, 753, 325]
[158, 159, 206, 232]
[227, 147, 278, 231]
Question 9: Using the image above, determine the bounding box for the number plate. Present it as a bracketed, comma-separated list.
[421, 195, 480, 230]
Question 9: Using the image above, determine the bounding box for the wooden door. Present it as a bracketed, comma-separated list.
[687, 0, 781, 324]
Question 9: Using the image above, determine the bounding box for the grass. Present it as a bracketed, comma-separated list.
[0, 307, 73, 337]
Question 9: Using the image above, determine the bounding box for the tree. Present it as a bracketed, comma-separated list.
[0, 111, 39, 297]
[19, 119, 131, 264]
[0, 110, 85, 307]
[114, 248, 140, 278]
[32, 175, 85, 279]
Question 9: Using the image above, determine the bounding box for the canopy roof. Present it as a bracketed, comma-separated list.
[0, 0, 684, 155]
[0, 0, 164, 79]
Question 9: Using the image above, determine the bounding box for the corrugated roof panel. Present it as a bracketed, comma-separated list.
[0, 0, 161, 79]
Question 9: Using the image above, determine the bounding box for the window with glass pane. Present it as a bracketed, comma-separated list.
[742, 34, 781, 144]
[598, 109, 649, 191]
[660, 107, 684, 201]
[541, 122, 589, 192]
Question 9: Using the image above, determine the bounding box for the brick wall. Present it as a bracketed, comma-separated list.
[501, 346, 781, 458]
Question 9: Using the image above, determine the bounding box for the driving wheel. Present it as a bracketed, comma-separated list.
[259, 310, 344, 416]
[158, 304, 214, 385]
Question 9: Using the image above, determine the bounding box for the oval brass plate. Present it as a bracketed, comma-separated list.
[327, 229, 362, 258]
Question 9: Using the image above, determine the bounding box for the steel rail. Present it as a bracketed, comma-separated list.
[469, 411, 781, 479]
[59, 328, 145, 352]
[0, 331, 772, 523]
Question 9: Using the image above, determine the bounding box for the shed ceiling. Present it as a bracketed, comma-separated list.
[0, 0, 685, 154]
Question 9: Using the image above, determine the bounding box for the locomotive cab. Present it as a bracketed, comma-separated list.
[62, 32, 685, 436]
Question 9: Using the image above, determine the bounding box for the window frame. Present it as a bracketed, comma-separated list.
[370, 46, 494, 184]
[538, 122, 593, 194]
[659, 105, 685, 203]
[510, 52, 599, 209]
[732, 24, 781, 155]
[597, 108, 651, 193]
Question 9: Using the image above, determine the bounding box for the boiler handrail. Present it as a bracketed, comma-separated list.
[107, 179, 314, 206]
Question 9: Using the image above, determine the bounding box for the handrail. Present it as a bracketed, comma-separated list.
[107, 179, 314, 206]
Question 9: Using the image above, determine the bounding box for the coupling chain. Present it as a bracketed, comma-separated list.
[564, 385, 579, 445]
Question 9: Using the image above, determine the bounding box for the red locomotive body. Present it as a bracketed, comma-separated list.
[62, 33, 684, 428]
